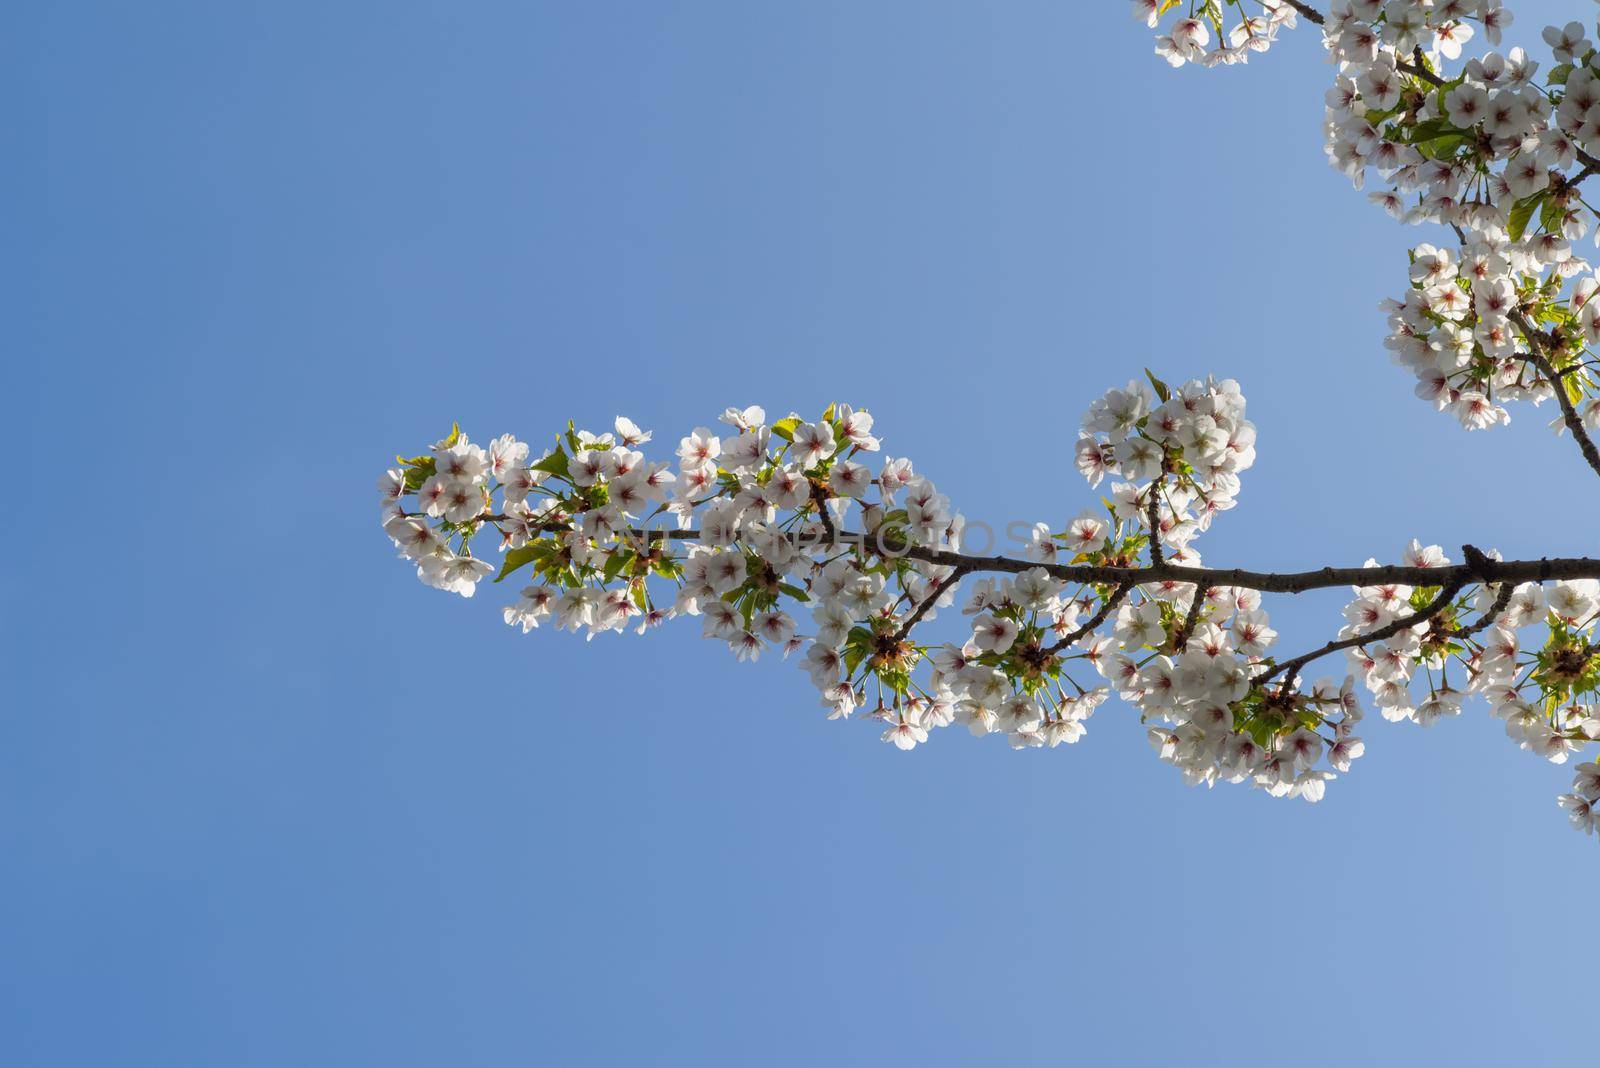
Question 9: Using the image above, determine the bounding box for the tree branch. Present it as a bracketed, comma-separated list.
[447, 514, 1600, 595]
[871, 537, 1597, 594]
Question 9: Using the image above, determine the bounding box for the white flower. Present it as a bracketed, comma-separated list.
[615, 416, 651, 446]
[721, 405, 766, 431]
[722, 428, 771, 471]
[837, 405, 880, 450]
[972, 614, 1020, 654]
[419, 553, 493, 597]
[435, 438, 489, 483]
[488, 434, 529, 482]
[829, 460, 871, 498]
[1230, 610, 1277, 656]
[1557, 793, 1598, 835]
[765, 466, 811, 511]
[678, 427, 721, 470]
[883, 719, 929, 750]
[791, 421, 836, 467]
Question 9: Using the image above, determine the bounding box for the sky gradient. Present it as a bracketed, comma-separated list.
[8, 2, 1598, 1065]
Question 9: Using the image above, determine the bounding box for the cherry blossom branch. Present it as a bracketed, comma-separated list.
[1258, 578, 1469, 692]
[386, 380, 1600, 830]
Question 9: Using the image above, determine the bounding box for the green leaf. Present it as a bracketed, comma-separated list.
[398, 456, 437, 491]
[1540, 302, 1576, 327]
[1540, 195, 1567, 235]
[531, 448, 571, 479]
[1508, 191, 1547, 242]
[1144, 368, 1171, 403]
[1550, 62, 1575, 86]
[771, 416, 801, 442]
[1398, 117, 1459, 144]
[1417, 134, 1469, 162]
[777, 582, 811, 602]
[879, 668, 911, 696]
[495, 544, 542, 583]
[1156, 0, 1180, 15]
[602, 550, 634, 583]
[420, 423, 463, 452]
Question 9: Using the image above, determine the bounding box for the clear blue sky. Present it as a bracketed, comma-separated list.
[8, 2, 1597, 1065]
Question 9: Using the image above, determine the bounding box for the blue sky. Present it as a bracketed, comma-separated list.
[8, 2, 1598, 1065]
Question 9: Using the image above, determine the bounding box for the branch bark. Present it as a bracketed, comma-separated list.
[1173, 585, 1211, 653]
[452, 515, 1600, 596]
[1144, 475, 1165, 567]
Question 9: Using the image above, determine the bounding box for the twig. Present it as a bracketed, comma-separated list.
[1396, 47, 1443, 87]
[1450, 581, 1515, 639]
[1281, 0, 1324, 26]
[1257, 579, 1467, 691]
[1044, 582, 1134, 655]
[1509, 309, 1600, 480]
[810, 482, 839, 541]
[1145, 476, 1165, 567]
[1173, 585, 1211, 653]
[894, 567, 968, 642]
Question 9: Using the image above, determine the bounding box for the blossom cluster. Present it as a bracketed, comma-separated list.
[1141, 2, 1600, 440]
[1345, 5, 1600, 433]
[1133, 0, 1305, 68]
[1315, 1, 1600, 434]
[1330, 542, 1600, 831]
